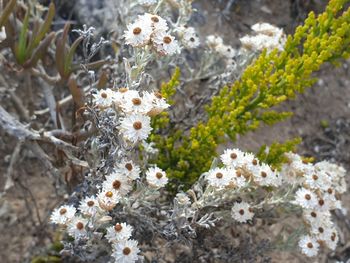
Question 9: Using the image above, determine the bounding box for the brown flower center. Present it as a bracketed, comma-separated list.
[156, 172, 163, 179]
[119, 87, 128, 93]
[87, 201, 95, 207]
[252, 159, 258, 166]
[230, 153, 237, 159]
[101, 92, 107, 98]
[113, 180, 121, 190]
[311, 211, 317, 217]
[114, 224, 123, 232]
[307, 242, 313, 248]
[236, 170, 242, 177]
[125, 163, 133, 171]
[312, 174, 318, 180]
[123, 247, 131, 255]
[305, 194, 311, 200]
[318, 227, 324, 233]
[76, 222, 84, 230]
[216, 172, 223, 179]
[318, 199, 325, 206]
[163, 36, 172, 44]
[261, 171, 267, 178]
[133, 27, 142, 35]
[239, 209, 245, 215]
[106, 191, 113, 198]
[151, 16, 159, 23]
[327, 188, 333, 194]
[190, 37, 195, 42]
[132, 98, 142, 105]
[59, 208, 67, 215]
[133, 121, 142, 130]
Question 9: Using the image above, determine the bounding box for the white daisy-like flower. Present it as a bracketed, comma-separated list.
[67, 216, 88, 240]
[50, 205, 76, 225]
[175, 192, 191, 206]
[103, 172, 133, 196]
[253, 163, 281, 187]
[79, 196, 100, 217]
[293, 187, 318, 209]
[220, 148, 246, 168]
[182, 27, 200, 49]
[120, 114, 152, 143]
[143, 91, 170, 116]
[114, 88, 140, 107]
[111, 239, 140, 263]
[304, 169, 332, 191]
[92, 88, 116, 108]
[323, 228, 339, 250]
[206, 167, 232, 188]
[106, 222, 133, 243]
[146, 166, 168, 188]
[298, 235, 319, 257]
[231, 201, 254, 223]
[139, 13, 168, 32]
[120, 93, 153, 115]
[216, 44, 236, 59]
[206, 35, 223, 50]
[153, 31, 180, 56]
[116, 160, 141, 181]
[124, 21, 152, 47]
[226, 168, 246, 188]
[97, 189, 121, 211]
[303, 209, 332, 226]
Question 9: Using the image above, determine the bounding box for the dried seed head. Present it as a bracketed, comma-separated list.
[114, 224, 123, 232]
[156, 172, 163, 179]
[133, 27, 142, 35]
[133, 121, 142, 130]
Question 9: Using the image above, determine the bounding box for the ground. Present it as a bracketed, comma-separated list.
[0, 0, 349, 262]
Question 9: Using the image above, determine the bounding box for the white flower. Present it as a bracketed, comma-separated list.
[303, 209, 332, 226]
[220, 148, 246, 168]
[50, 205, 76, 225]
[298, 235, 319, 257]
[143, 91, 170, 116]
[153, 31, 180, 55]
[97, 189, 121, 211]
[231, 201, 254, 223]
[323, 228, 339, 250]
[67, 216, 88, 240]
[92, 88, 116, 108]
[114, 88, 140, 107]
[293, 187, 318, 209]
[206, 35, 223, 50]
[253, 163, 281, 187]
[216, 44, 236, 59]
[112, 239, 140, 263]
[120, 114, 152, 143]
[304, 169, 332, 191]
[103, 173, 133, 196]
[124, 21, 152, 47]
[175, 192, 191, 206]
[226, 168, 246, 188]
[182, 27, 200, 49]
[141, 141, 159, 155]
[206, 167, 232, 188]
[146, 166, 168, 188]
[139, 13, 168, 32]
[120, 93, 153, 115]
[106, 223, 133, 243]
[116, 160, 141, 181]
[79, 196, 100, 217]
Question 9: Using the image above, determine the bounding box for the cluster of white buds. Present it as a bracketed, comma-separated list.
[176, 26, 201, 49]
[281, 153, 346, 257]
[124, 13, 180, 55]
[206, 35, 237, 62]
[240, 22, 286, 52]
[92, 87, 169, 144]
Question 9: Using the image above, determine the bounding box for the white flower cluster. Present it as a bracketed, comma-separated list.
[240, 22, 286, 52]
[92, 88, 169, 143]
[206, 35, 236, 61]
[282, 153, 346, 257]
[124, 13, 180, 55]
[177, 26, 201, 49]
[50, 161, 168, 262]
